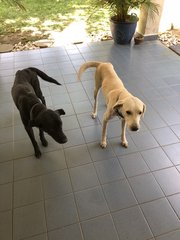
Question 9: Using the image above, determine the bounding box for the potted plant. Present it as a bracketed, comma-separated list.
[93, 0, 159, 44]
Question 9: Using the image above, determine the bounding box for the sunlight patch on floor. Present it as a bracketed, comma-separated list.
[49, 20, 91, 46]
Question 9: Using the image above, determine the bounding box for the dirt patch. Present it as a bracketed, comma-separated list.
[0, 25, 111, 52]
[0, 26, 179, 52]
[0, 30, 51, 51]
[0, 30, 50, 45]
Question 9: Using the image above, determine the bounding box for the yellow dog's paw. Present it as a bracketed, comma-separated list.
[100, 141, 107, 148]
[121, 141, 128, 148]
[91, 112, 97, 119]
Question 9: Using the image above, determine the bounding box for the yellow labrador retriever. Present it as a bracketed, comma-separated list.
[78, 61, 146, 148]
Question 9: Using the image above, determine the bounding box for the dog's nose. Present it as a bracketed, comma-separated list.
[61, 136, 67, 144]
[131, 126, 139, 131]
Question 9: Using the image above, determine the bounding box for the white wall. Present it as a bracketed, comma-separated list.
[159, 0, 180, 32]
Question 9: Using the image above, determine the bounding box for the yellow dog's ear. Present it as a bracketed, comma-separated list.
[113, 99, 124, 111]
[113, 101, 124, 118]
[142, 104, 146, 117]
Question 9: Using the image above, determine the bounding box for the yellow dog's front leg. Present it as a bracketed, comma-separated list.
[100, 110, 111, 148]
[100, 119, 108, 148]
[121, 119, 128, 148]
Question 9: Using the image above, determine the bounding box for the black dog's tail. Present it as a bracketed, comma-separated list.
[28, 67, 61, 85]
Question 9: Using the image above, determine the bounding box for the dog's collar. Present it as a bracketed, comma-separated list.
[30, 103, 40, 120]
[115, 109, 124, 119]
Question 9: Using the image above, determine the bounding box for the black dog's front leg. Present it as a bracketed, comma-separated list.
[25, 126, 41, 158]
[39, 129, 48, 147]
[41, 96, 46, 106]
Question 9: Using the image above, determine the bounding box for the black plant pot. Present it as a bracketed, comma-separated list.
[110, 17, 138, 44]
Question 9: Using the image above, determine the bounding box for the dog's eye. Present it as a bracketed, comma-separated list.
[126, 111, 132, 115]
[139, 111, 142, 115]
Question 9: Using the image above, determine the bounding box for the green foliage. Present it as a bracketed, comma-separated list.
[1, 0, 25, 10]
[0, 0, 110, 38]
[92, 0, 159, 22]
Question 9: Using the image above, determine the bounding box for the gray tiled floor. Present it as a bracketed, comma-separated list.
[0, 40, 180, 240]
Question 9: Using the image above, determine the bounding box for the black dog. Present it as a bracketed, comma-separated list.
[11, 67, 67, 158]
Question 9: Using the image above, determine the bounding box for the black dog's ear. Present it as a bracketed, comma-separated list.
[56, 109, 66, 116]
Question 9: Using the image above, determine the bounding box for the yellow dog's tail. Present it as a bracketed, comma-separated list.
[78, 61, 102, 80]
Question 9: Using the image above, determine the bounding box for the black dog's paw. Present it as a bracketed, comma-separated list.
[41, 139, 48, 147]
[35, 150, 42, 158]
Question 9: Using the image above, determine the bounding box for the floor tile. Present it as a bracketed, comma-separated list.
[72, 100, 92, 114]
[151, 99, 180, 126]
[75, 186, 109, 221]
[130, 130, 159, 151]
[156, 229, 180, 240]
[119, 152, 150, 177]
[81, 125, 102, 143]
[62, 115, 79, 131]
[1, 40, 180, 239]
[56, 102, 75, 116]
[171, 124, 180, 139]
[48, 223, 83, 240]
[0, 210, 12, 240]
[107, 120, 126, 139]
[0, 126, 13, 144]
[112, 206, 153, 240]
[13, 124, 30, 141]
[45, 194, 78, 230]
[103, 179, 137, 211]
[110, 135, 138, 156]
[81, 214, 119, 240]
[13, 202, 46, 240]
[153, 167, 180, 196]
[69, 90, 89, 103]
[94, 157, 125, 184]
[129, 173, 164, 203]
[42, 169, 72, 199]
[63, 129, 85, 148]
[66, 82, 84, 93]
[163, 75, 180, 86]
[14, 150, 66, 180]
[163, 143, 180, 165]
[51, 92, 71, 106]
[69, 163, 99, 191]
[87, 141, 115, 162]
[141, 198, 180, 236]
[141, 147, 173, 171]
[168, 193, 180, 218]
[0, 142, 13, 162]
[0, 183, 12, 211]
[77, 113, 100, 128]
[0, 116, 13, 129]
[14, 177, 43, 208]
[151, 127, 179, 146]
[37, 134, 64, 153]
[50, 84, 67, 95]
[64, 144, 92, 167]
[23, 233, 48, 240]
[0, 161, 13, 184]
[13, 139, 36, 159]
[62, 73, 77, 83]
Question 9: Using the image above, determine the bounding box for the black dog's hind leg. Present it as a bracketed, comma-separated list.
[25, 126, 42, 158]
[32, 77, 48, 146]
[32, 76, 47, 106]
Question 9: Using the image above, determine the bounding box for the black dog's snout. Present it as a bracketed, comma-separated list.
[131, 126, 139, 131]
[61, 136, 68, 144]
